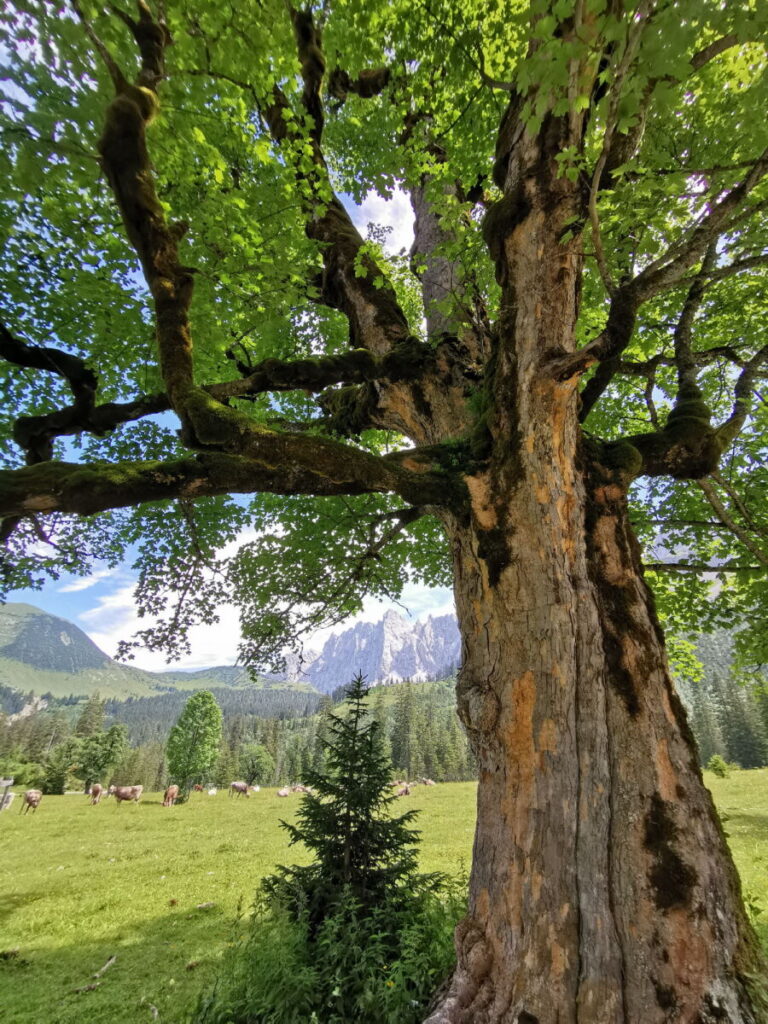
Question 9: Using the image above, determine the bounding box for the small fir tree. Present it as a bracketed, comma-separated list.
[263, 673, 427, 927]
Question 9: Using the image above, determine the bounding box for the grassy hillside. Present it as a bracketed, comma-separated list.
[0, 603, 315, 703]
[0, 774, 765, 1024]
[0, 655, 169, 701]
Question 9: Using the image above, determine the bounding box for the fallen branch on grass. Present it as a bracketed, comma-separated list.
[93, 954, 117, 979]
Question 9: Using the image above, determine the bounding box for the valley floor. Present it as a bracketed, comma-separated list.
[0, 775, 765, 1024]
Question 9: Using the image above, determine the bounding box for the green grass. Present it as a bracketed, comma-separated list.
[0, 774, 765, 1024]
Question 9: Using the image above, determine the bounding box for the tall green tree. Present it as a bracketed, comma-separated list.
[2, 0, 768, 1016]
[166, 691, 222, 792]
[74, 722, 128, 790]
[239, 741, 275, 785]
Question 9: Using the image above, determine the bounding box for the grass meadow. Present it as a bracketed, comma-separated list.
[1, 773, 766, 1024]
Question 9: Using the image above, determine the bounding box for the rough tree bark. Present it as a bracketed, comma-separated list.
[421, 111, 766, 1024]
[2, 4, 767, 1023]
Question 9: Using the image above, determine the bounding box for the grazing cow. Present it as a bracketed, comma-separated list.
[20, 789, 42, 814]
[108, 784, 143, 804]
[207, 787, 217, 796]
[0, 792, 15, 812]
[277, 787, 291, 797]
[395, 784, 411, 797]
[89, 783, 103, 805]
[163, 784, 180, 807]
[420, 778, 436, 786]
[229, 781, 250, 798]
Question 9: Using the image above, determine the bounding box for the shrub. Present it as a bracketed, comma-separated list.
[707, 754, 730, 777]
[192, 880, 464, 1024]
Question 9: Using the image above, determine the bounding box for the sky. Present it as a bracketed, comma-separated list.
[6, 191, 457, 672]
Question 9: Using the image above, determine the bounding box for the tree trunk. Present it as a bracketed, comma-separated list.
[425, 167, 767, 1023]
[428, 477, 766, 1023]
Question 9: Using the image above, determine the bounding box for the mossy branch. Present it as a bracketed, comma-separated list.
[0, 447, 465, 521]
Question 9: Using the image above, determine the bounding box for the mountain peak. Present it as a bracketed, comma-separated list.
[303, 610, 459, 693]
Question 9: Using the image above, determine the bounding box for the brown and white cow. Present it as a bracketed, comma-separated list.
[192, 784, 204, 793]
[108, 784, 143, 804]
[229, 781, 250, 798]
[395, 784, 411, 797]
[20, 789, 42, 814]
[89, 783, 103, 805]
[163, 784, 180, 807]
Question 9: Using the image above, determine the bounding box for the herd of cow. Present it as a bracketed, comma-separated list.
[8, 776, 437, 814]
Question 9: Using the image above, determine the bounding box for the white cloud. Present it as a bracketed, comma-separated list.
[58, 568, 119, 593]
[351, 188, 414, 254]
[80, 586, 244, 672]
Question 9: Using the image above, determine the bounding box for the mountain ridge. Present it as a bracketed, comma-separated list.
[0, 601, 461, 702]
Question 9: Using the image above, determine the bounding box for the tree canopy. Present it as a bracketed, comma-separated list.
[1, 0, 765, 669]
[166, 689, 222, 788]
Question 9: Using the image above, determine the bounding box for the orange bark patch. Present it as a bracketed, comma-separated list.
[660, 688, 678, 728]
[654, 738, 678, 803]
[664, 909, 714, 1015]
[498, 670, 537, 843]
[23, 495, 57, 511]
[535, 482, 550, 504]
[466, 474, 497, 529]
[399, 456, 431, 473]
[548, 937, 569, 978]
[538, 718, 558, 755]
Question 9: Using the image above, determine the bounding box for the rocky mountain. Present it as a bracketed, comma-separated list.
[0, 601, 461, 703]
[303, 609, 460, 693]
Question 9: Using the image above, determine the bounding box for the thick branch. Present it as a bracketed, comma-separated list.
[716, 343, 768, 446]
[1, 322, 97, 411]
[0, 444, 464, 521]
[260, 11, 411, 357]
[601, 34, 741, 188]
[673, 243, 717, 394]
[553, 147, 768, 402]
[220, 337, 435, 399]
[13, 393, 170, 464]
[328, 66, 390, 105]
[634, 146, 768, 299]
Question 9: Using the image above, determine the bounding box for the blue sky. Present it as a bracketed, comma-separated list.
[6, 190, 457, 671]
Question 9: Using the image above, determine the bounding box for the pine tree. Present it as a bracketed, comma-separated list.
[75, 723, 127, 790]
[75, 692, 105, 737]
[391, 680, 415, 777]
[718, 675, 768, 769]
[263, 674, 425, 927]
[689, 686, 727, 765]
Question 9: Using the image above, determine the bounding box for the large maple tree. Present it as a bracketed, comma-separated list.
[2, 0, 768, 1019]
